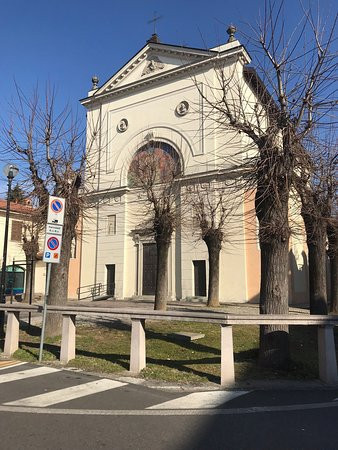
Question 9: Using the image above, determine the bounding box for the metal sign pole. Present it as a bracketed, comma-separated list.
[10, 260, 15, 303]
[38, 263, 52, 362]
[29, 259, 34, 329]
[39, 195, 65, 361]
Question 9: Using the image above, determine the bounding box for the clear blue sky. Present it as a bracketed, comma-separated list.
[0, 0, 336, 193]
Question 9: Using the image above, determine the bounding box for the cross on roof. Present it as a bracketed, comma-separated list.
[148, 11, 162, 35]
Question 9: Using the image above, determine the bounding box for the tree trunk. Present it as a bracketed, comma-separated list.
[45, 227, 72, 336]
[154, 240, 170, 311]
[204, 232, 222, 307]
[330, 254, 338, 313]
[23, 257, 35, 303]
[258, 238, 290, 368]
[256, 159, 290, 369]
[328, 223, 338, 313]
[303, 214, 328, 315]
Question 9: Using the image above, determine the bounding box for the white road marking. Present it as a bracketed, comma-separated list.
[0, 367, 60, 384]
[1, 401, 338, 416]
[4, 379, 127, 407]
[147, 391, 250, 409]
[0, 362, 26, 371]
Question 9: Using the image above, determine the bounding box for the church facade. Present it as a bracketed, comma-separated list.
[79, 31, 309, 304]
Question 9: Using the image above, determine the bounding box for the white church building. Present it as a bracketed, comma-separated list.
[79, 29, 309, 305]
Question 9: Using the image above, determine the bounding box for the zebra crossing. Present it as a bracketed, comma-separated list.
[4, 379, 126, 407]
[0, 361, 249, 412]
[147, 391, 249, 410]
[0, 366, 60, 384]
[1, 361, 337, 419]
[0, 360, 26, 370]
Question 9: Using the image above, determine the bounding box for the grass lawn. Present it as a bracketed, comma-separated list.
[8, 319, 338, 384]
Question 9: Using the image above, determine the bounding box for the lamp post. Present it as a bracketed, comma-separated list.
[0, 164, 19, 338]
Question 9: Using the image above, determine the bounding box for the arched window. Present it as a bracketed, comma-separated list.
[128, 141, 181, 188]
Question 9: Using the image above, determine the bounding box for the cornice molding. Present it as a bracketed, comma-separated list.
[84, 167, 240, 200]
[80, 45, 249, 108]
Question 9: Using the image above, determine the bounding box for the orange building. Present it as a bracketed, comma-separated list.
[0, 200, 81, 300]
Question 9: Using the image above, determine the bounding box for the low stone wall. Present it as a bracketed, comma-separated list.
[1, 303, 337, 385]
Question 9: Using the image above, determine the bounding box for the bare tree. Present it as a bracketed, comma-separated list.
[325, 147, 337, 314]
[196, 1, 337, 367]
[8, 183, 26, 203]
[187, 178, 236, 307]
[1, 182, 40, 303]
[2, 86, 87, 335]
[328, 215, 338, 313]
[128, 140, 182, 310]
[295, 135, 337, 314]
[22, 212, 41, 303]
[321, 136, 338, 314]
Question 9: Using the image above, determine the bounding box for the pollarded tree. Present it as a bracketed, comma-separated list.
[2, 181, 39, 303]
[2, 85, 89, 336]
[328, 214, 338, 313]
[21, 209, 42, 303]
[196, 1, 337, 367]
[8, 183, 26, 203]
[128, 140, 182, 310]
[187, 178, 236, 307]
[295, 136, 337, 314]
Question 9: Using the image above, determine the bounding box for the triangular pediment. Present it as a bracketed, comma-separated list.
[94, 42, 213, 96]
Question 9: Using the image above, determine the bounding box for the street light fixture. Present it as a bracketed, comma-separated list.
[0, 163, 19, 338]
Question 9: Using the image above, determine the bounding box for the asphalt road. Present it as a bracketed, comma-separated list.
[0, 361, 338, 450]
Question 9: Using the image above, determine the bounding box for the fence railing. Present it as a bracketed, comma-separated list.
[76, 283, 115, 301]
[1, 303, 337, 385]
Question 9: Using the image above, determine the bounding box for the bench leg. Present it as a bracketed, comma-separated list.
[318, 325, 338, 384]
[130, 318, 146, 373]
[60, 315, 76, 364]
[3, 312, 20, 357]
[221, 325, 235, 386]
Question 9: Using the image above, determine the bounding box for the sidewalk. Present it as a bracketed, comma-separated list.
[5, 298, 336, 391]
[69, 298, 310, 315]
[66, 298, 311, 327]
[18, 297, 310, 327]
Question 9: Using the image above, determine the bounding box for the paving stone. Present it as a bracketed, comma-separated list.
[168, 332, 205, 342]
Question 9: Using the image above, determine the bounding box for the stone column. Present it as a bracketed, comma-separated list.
[3, 311, 20, 356]
[130, 318, 146, 373]
[60, 314, 76, 364]
[220, 325, 235, 385]
[318, 325, 338, 384]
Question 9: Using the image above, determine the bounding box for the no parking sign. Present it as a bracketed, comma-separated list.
[47, 196, 65, 225]
[43, 196, 65, 264]
[40, 196, 66, 363]
[43, 233, 62, 263]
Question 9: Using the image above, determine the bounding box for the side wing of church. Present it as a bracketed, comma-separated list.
[79, 31, 308, 305]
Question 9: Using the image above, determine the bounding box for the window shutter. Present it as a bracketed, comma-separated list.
[11, 221, 23, 241]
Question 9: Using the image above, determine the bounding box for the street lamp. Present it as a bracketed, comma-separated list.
[0, 163, 19, 338]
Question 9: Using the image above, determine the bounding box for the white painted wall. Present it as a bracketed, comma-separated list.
[80, 39, 258, 303]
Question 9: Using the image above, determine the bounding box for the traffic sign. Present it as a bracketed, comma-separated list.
[47, 196, 65, 225]
[43, 233, 62, 263]
[40, 196, 66, 362]
[51, 199, 63, 213]
[47, 236, 60, 250]
[46, 223, 63, 235]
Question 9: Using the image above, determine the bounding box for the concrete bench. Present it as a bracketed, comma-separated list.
[1, 304, 337, 385]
